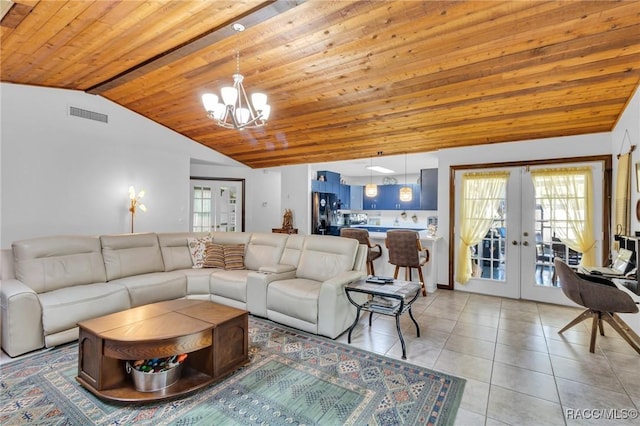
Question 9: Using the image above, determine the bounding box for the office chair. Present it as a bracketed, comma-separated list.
[554, 259, 640, 354]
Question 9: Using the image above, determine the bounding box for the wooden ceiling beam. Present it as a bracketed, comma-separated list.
[85, 1, 306, 95]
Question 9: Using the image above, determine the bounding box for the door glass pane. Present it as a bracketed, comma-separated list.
[470, 202, 507, 281]
[533, 175, 584, 287]
[192, 186, 212, 232]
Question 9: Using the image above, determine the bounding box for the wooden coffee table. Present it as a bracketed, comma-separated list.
[76, 299, 248, 402]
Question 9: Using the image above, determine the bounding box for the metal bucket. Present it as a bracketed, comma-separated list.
[126, 362, 183, 392]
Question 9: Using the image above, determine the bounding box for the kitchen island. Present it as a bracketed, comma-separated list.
[350, 226, 441, 293]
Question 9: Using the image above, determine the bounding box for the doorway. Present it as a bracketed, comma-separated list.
[449, 156, 610, 305]
[190, 178, 245, 233]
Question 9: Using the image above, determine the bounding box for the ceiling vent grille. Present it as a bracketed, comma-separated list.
[69, 106, 108, 123]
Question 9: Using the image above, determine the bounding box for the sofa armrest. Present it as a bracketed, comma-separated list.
[1, 279, 44, 357]
[259, 264, 297, 274]
[246, 270, 297, 317]
[317, 270, 366, 338]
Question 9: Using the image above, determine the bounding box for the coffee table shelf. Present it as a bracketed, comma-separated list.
[76, 300, 249, 402]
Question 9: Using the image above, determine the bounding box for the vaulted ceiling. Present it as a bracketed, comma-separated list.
[2, 0, 639, 169]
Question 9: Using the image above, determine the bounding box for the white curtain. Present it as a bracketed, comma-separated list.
[456, 171, 510, 284]
[614, 152, 631, 236]
[530, 167, 596, 267]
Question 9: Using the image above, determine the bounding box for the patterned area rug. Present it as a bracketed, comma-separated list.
[0, 317, 465, 425]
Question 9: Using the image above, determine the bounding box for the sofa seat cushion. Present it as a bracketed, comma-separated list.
[110, 271, 186, 307]
[210, 270, 251, 302]
[177, 268, 215, 296]
[267, 278, 321, 324]
[38, 282, 130, 335]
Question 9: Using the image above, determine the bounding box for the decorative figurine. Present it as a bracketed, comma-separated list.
[282, 209, 293, 230]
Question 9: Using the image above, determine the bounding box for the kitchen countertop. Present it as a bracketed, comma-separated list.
[349, 225, 437, 240]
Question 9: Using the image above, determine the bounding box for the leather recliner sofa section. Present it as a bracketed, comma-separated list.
[0, 231, 366, 358]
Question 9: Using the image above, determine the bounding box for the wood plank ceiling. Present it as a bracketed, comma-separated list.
[2, 0, 639, 169]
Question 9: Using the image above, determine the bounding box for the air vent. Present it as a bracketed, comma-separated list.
[69, 106, 108, 123]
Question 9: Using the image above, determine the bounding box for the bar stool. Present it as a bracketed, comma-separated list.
[385, 229, 429, 296]
[340, 228, 382, 276]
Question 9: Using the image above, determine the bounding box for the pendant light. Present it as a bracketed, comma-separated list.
[399, 153, 412, 202]
[365, 157, 378, 197]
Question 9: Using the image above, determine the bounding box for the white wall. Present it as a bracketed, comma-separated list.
[437, 132, 612, 287]
[0, 83, 245, 247]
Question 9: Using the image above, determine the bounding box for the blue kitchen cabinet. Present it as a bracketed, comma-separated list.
[420, 168, 438, 210]
[350, 185, 363, 210]
[363, 184, 420, 210]
[336, 184, 350, 209]
[362, 191, 381, 209]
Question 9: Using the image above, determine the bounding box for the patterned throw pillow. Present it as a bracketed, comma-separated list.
[223, 244, 246, 270]
[187, 235, 213, 268]
[203, 242, 225, 269]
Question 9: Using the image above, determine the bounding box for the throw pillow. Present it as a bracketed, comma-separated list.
[223, 244, 246, 270]
[203, 242, 225, 269]
[187, 235, 213, 268]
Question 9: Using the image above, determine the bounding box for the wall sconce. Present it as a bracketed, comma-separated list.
[128, 186, 147, 233]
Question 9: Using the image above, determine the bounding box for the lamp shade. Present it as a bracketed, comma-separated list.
[260, 104, 271, 120]
[251, 93, 268, 110]
[221, 87, 238, 106]
[399, 186, 412, 202]
[235, 107, 250, 125]
[201, 93, 219, 111]
[365, 183, 378, 197]
[212, 103, 226, 120]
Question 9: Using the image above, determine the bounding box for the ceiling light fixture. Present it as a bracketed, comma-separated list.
[365, 165, 395, 174]
[201, 23, 270, 130]
[399, 153, 412, 202]
[365, 157, 378, 197]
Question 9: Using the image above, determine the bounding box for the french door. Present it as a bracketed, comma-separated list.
[453, 160, 605, 305]
[190, 179, 244, 233]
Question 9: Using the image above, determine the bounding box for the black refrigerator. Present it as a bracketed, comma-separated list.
[311, 192, 339, 235]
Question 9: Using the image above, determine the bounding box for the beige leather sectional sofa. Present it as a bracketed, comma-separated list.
[0, 231, 367, 357]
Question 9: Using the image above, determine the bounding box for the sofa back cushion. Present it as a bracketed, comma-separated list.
[157, 232, 210, 271]
[12, 235, 107, 293]
[279, 234, 305, 267]
[100, 233, 164, 281]
[244, 232, 288, 270]
[211, 231, 252, 246]
[296, 235, 358, 282]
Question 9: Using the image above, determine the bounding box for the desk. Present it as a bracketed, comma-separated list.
[612, 278, 640, 341]
[344, 279, 421, 359]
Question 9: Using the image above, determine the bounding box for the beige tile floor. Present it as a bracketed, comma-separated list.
[335, 289, 640, 426]
[2, 290, 638, 425]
